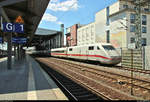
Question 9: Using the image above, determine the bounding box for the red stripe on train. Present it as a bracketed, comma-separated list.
[51, 53, 112, 60]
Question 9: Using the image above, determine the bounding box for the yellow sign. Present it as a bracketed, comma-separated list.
[15, 16, 24, 23]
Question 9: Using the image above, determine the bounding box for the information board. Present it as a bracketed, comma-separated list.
[12, 37, 27, 44]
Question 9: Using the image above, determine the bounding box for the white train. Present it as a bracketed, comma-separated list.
[51, 43, 121, 65]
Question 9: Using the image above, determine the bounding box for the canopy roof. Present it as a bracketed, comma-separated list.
[0, 0, 50, 45]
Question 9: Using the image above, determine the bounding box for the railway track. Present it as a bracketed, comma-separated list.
[36, 57, 148, 100]
[37, 60, 104, 100]
[49, 58, 150, 89]
[53, 57, 150, 75]
[118, 67, 150, 74]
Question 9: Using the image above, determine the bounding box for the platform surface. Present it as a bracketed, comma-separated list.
[0, 55, 68, 100]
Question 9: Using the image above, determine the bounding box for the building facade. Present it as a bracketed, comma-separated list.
[77, 0, 150, 49]
[66, 24, 82, 47]
[77, 22, 95, 46]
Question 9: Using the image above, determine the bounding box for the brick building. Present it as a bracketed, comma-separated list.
[66, 24, 81, 47]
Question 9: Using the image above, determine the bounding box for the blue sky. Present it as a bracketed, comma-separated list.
[38, 0, 117, 31]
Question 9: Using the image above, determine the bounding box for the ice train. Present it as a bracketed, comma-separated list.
[51, 43, 121, 65]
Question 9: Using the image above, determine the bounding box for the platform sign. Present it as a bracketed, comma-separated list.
[15, 16, 24, 24]
[18, 38, 27, 44]
[0, 37, 2, 43]
[15, 23, 24, 33]
[3, 23, 24, 33]
[12, 37, 27, 44]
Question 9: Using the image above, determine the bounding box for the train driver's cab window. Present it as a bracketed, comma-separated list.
[97, 46, 100, 50]
[88, 46, 94, 50]
[102, 45, 115, 50]
[69, 48, 73, 51]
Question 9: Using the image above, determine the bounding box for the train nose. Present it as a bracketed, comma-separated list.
[111, 56, 121, 60]
[108, 56, 121, 64]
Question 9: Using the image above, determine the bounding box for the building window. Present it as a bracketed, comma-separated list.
[106, 6, 110, 25]
[106, 30, 110, 43]
[144, 8, 149, 12]
[142, 15, 147, 25]
[134, 7, 136, 10]
[130, 25, 136, 32]
[130, 37, 135, 43]
[142, 26, 147, 33]
[130, 13, 136, 24]
[88, 46, 94, 50]
[123, 5, 128, 9]
[142, 38, 146, 46]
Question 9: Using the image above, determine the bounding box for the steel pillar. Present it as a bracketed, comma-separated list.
[61, 24, 64, 47]
[17, 44, 20, 60]
[7, 33, 12, 69]
[148, 1, 150, 12]
[135, 0, 142, 49]
[14, 45, 17, 57]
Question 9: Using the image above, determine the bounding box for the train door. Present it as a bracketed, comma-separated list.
[80, 46, 87, 60]
[88, 46, 95, 61]
[94, 46, 101, 61]
[78, 47, 82, 60]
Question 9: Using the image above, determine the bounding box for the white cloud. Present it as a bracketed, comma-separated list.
[42, 13, 57, 22]
[57, 21, 63, 24]
[48, 0, 79, 12]
[41, 13, 63, 25]
[51, 0, 58, 3]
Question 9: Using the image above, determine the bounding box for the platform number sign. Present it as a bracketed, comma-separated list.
[2, 16, 24, 33]
[3, 23, 24, 33]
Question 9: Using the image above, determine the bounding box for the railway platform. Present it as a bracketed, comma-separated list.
[0, 55, 68, 100]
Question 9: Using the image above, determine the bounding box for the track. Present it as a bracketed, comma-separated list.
[37, 60, 103, 100]
[50, 58, 150, 93]
[52, 56, 150, 75]
[118, 67, 150, 74]
[36, 57, 149, 100]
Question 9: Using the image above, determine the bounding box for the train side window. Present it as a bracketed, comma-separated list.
[69, 48, 72, 51]
[88, 46, 94, 50]
[97, 46, 100, 50]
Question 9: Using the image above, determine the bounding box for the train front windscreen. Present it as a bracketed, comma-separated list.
[102, 45, 119, 57]
[102, 45, 115, 51]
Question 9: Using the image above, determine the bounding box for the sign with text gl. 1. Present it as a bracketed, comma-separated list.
[3, 23, 24, 33]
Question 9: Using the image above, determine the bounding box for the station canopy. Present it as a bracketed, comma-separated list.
[0, 0, 50, 46]
[30, 28, 61, 46]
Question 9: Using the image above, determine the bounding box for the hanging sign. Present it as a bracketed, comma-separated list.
[15, 16, 24, 24]
[2, 16, 24, 33]
[2, 23, 24, 33]
[12, 37, 27, 44]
